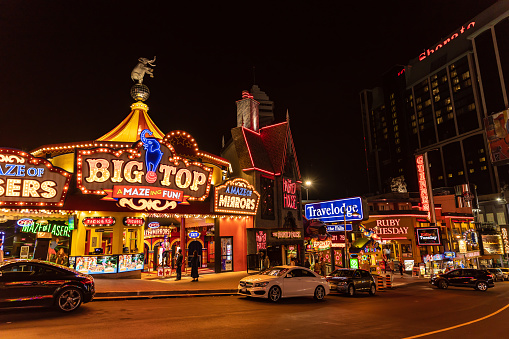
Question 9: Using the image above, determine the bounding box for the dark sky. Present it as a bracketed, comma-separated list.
[0, 0, 498, 200]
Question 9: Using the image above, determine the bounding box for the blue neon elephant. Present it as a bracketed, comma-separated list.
[141, 129, 163, 172]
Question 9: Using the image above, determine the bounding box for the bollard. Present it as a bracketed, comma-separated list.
[377, 275, 385, 291]
[385, 274, 392, 289]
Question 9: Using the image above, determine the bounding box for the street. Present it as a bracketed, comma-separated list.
[1, 280, 509, 338]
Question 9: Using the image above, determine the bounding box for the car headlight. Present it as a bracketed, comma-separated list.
[254, 281, 270, 287]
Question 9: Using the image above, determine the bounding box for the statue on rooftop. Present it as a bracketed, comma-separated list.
[131, 56, 156, 84]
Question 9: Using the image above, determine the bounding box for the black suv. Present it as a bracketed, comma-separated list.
[326, 268, 377, 296]
[430, 268, 494, 291]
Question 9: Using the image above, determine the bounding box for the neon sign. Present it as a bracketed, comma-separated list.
[0, 148, 71, 206]
[214, 178, 260, 215]
[283, 178, 297, 209]
[20, 220, 71, 237]
[416, 227, 441, 246]
[76, 130, 213, 212]
[416, 155, 429, 213]
[418, 22, 475, 61]
[123, 217, 144, 226]
[502, 228, 509, 254]
[83, 217, 115, 227]
[256, 231, 266, 251]
[271, 230, 301, 239]
[305, 197, 364, 223]
[188, 231, 200, 239]
[148, 221, 160, 229]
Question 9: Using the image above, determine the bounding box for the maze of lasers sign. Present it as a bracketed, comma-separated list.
[0, 148, 71, 206]
[214, 178, 260, 215]
[283, 178, 297, 209]
[76, 130, 213, 211]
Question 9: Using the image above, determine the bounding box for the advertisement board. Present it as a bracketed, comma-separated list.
[416, 227, 441, 246]
[485, 109, 509, 164]
[71, 255, 118, 274]
[305, 197, 365, 223]
[119, 253, 144, 272]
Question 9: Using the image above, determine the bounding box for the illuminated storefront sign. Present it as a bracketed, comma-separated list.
[256, 231, 266, 251]
[418, 22, 476, 61]
[20, 219, 71, 237]
[188, 231, 200, 239]
[83, 217, 116, 227]
[271, 230, 302, 239]
[416, 155, 429, 213]
[213, 178, 260, 215]
[501, 227, 509, 254]
[458, 240, 467, 253]
[331, 233, 345, 248]
[416, 227, 441, 246]
[148, 221, 160, 229]
[144, 227, 172, 237]
[283, 177, 297, 210]
[327, 224, 352, 232]
[0, 148, 71, 206]
[444, 251, 456, 259]
[305, 197, 364, 223]
[76, 129, 213, 211]
[375, 219, 408, 236]
[123, 217, 144, 226]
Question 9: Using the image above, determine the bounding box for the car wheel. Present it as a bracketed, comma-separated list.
[368, 284, 376, 296]
[268, 286, 281, 302]
[314, 285, 326, 301]
[438, 280, 448, 289]
[56, 287, 83, 312]
[347, 284, 355, 297]
[476, 281, 488, 291]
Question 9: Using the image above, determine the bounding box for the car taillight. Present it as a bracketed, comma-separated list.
[487, 274, 493, 278]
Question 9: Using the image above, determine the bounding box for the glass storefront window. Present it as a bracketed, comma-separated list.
[123, 228, 139, 253]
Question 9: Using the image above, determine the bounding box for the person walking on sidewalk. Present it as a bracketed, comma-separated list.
[263, 254, 270, 271]
[175, 249, 183, 281]
[191, 250, 200, 282]
[399, 261, 404, 277]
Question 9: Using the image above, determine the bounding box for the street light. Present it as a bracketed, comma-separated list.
[344, 210, 361, 268]
[304, 180, 312, 200]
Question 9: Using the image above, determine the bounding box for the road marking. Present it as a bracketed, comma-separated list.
[403, 303, 509, 338]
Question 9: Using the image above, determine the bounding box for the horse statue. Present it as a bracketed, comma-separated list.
[131, 57, 156, 83]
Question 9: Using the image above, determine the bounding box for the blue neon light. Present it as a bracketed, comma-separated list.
[305, 197, 364, 223]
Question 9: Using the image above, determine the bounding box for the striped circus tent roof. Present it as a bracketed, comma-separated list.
[96, 102, 164, 142]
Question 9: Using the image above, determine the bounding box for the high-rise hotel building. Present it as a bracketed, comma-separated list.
[360, 0, 509, 201]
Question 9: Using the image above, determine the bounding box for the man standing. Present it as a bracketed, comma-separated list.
[399, 261, 404, 277]
[0, 239, 4, 262]
[175, 249, 183, 281]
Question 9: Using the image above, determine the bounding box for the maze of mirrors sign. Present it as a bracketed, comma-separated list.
[0, 148, 71, 206]
[214, 178, 260, 215]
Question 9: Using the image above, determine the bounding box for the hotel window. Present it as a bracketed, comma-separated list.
[447, 113, 454, 119]
[458, 171, 464, 176]
[432, 81, 438, 88]
[432, 88, 439, 95]
[393, 119, 398, 125]
[431, 74, 437, 81]
[462, 71, 470, 80]
[381, 116, 385, 122]
[393, 125, 398, 132]
[468, 103, 476, 111]
[424, 99, 431, 107]
[418, 111, 423, 117]
[436, 110, 442, 117]
[438, 175, 443, 180]
[390, 93, 395, 99]
[453, 84, 461, 92]
[395, 138, 400, 144]
[469, 168, 475, 173]
[441, 76, 448, 83]
[464, 79, 472, 87]
[390, 100, 395, 106]
[413, 128, 418, 134]
[399, 168, 403, 173]
[392, 106, 396, 112]
[417, 104, 423, 110]
[418, 118, 424, 124]
[395, 132, 399, 138]
[416, 97, 422, 104]
[451, 70, 457, 77]
[445, 98, 451, 104]
[480, 157, 485, 162]
[411, 114, 416, 120]
[447, 105, 453, 111]
[448, 173, 453, 178]
[396, 147, 401, 153]
[384, 134, 388, 139]
[383, 128, 387, 133]
[452, 77, 459, 85]
[411, 121, 417, 127]
[434, 95, 440, 102]
[437, 117, 443, 124]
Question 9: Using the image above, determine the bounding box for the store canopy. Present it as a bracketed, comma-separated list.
[349, 237, 372, 253]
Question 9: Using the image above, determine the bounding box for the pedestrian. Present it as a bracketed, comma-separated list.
[399, 261, 404, 277]
[191, 250, 200, 282]
[304, 257, 311, 269]
[263, 254, 270, 270]
[290, 257, 296, 266]
[320, 258, 326, 276]
[389, 260, 395, 273]
[175, 248, 183, 281]
[0, 239, 3, 263]
[314, 260, 321, 275]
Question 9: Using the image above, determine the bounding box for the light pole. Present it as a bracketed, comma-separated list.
[344, 210, 361, 268]
[304, 180, 312, 200]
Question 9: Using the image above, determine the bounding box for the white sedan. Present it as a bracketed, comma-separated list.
[238, 265, 330, 302]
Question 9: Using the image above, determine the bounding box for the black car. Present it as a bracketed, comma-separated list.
[326, 268, 377, 296]
[0, 260, 95, 312]
[430, 268, 494, 291]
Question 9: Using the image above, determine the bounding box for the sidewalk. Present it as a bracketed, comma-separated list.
[93, 271, 428, 301]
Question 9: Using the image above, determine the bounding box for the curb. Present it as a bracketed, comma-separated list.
[94, 289, 239, 301]
[94, 292, 238, 301]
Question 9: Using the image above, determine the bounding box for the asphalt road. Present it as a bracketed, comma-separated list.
[1, 281, 509, 339]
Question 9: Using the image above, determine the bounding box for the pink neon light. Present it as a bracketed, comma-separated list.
[369, 214, 427, 218]
[416, 155, 429, 212]
[418, 22, 476, 62]
[242, 167, 279, 176]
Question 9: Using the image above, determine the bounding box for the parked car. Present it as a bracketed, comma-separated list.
[429, 268, 494, 291]
[498, 268, 509, 281]
[326, 268, 377, 296]
[0, 260, 95, 312]
[486, 268, 504, 282]
[238, 265, 330, 302]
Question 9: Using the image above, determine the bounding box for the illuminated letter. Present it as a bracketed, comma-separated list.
[0, 179, 4, 196]
[159, 165, 177, 186]
[111, 160, 124, 183]
[451, 33, 459, 40]
[41, 181, 57, 198]
[22, 180, 40, 197]
[467, 22, 475, 29]
[124, 161, 143, 183]
[85, 159, 111, 183]
[6, 179, 21, 196]
[175, 169, 192, 189]
[190, 171, 207, 191]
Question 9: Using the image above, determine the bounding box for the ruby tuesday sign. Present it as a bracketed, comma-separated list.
[374, 219, 408, 236]
[76, 130, 212, 211]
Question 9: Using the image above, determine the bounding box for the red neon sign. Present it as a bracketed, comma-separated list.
[416, 155, 429, 212]
[418, 22, 475, 62]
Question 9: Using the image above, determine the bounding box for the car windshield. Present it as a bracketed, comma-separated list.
[261, 268, 289, 277]
[332, 270, 355, 277]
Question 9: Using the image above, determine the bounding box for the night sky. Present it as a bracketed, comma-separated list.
[0, 0, 498, 200]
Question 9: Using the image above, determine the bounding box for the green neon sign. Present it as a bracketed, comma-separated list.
[350, 258, 359, 269]
[22, 222, 71, 237]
